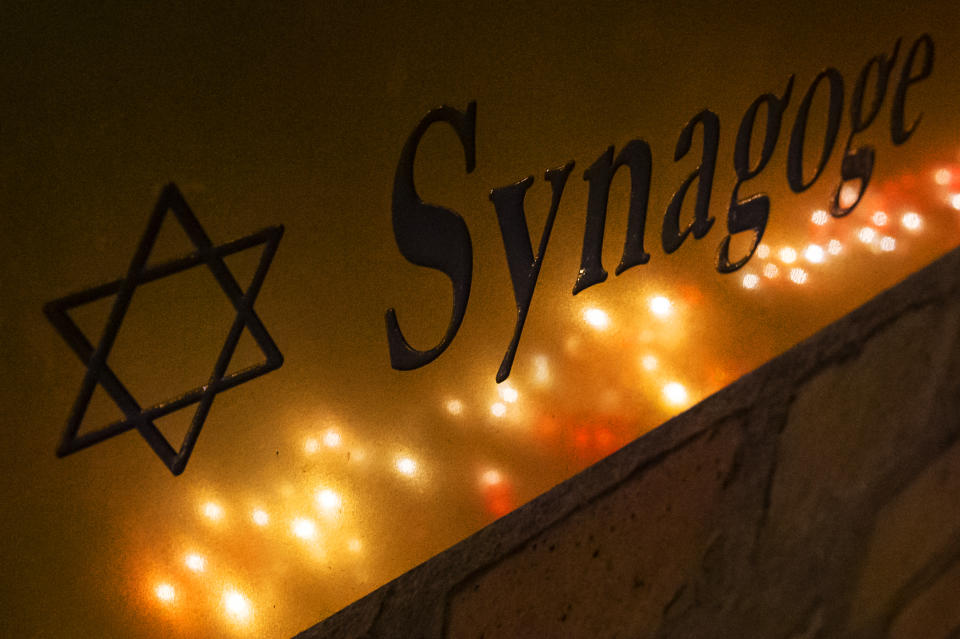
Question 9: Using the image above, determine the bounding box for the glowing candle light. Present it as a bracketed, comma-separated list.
[292, 517, 317, 540]
[811, 209, 829, 225]
[839, 184, 859, 208]
[858, 227, 876, 244]
[804, 244, 824, 264]
[155, 583, 176, 603]
[871, 211, 888, 226]
[323, 430, 342, 448]
[763, 263, 779, 279]
[395, 456, 417, 476]
[490, 402, 507, 418]
[827, 239, 843, 255]
[641, 354, 658, 371]
[316, 488, 341, 511]
[935, 168, 952, 185]
[202, 502, 223, 521]
[789, 268, 808, 285]
[741, 273, 759, 289]
[901, 211, 921, 230]
[662, 382, 688, 406]
[251, 509, 269, 526]
[223, 589, 252, 622]
[445, 399, 463, 416]
[756, 243, 771, 258]
[185, 553, 206, 573]
[649, 296, 672, 317]
[880, 236, 896, 252]
[583, 307, 610, 329]
[778, 247, 797, 264]
[498, 383, 518, 403]
[532, 355, 550, 385]
[481, 469, 502, 486]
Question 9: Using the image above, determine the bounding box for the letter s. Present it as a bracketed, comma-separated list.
[385, 102, 476, 370]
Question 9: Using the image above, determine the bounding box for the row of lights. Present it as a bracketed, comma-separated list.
[740, 205, 930, 290]
[154, 582, 252, 623]
[582, 298, 690, 409]
[147, 166, 960, 632]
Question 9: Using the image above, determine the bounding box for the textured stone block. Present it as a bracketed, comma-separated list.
[294, 246, 960, 639]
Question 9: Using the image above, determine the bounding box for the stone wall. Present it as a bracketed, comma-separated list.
[295, 245, 960, 639]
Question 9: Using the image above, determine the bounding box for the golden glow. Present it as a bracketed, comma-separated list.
[583, 307, 610, 329]
[18, 14, 960, 639]
[155, 583, 176, 603]
[323, 430, 342, 448]
[185, 553, 206, 573]
[804, 244, 824, 264]
[292, 517, 317, 540]
[223, 589, 252, 622]
[445, 398, 463, 416]
[649, 296, 672, 317]
[481, 469, 502, 485]
[858, 227, 876, 244]
[641, 354, 658, 371]
[662, 382, 688, 406]
[202, 502, 224, 521]
[532, 354, 551, 385]
[902, 211, 922, 230]
[839, 184, 859, 207]
[395, 456, 417, 476]
[498, 383, 518, 403]
[316, 488, 342, 511]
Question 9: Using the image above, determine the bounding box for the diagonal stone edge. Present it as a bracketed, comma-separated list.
[293, 244, 960, 639]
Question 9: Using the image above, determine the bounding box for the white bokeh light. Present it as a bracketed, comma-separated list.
[252, 509, 269, 526]
[583, 307, 610, 329]
[901, 211, 921, 230]
[804, 244, 824, 264]
[662, 382, 688, 406]
[649, 296, 672, 317]
[396, 456, 417, 476]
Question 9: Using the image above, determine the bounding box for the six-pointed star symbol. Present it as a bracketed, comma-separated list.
[43, 183, 284, 475]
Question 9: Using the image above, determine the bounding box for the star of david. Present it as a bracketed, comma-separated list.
[43, 183, 284, 475]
